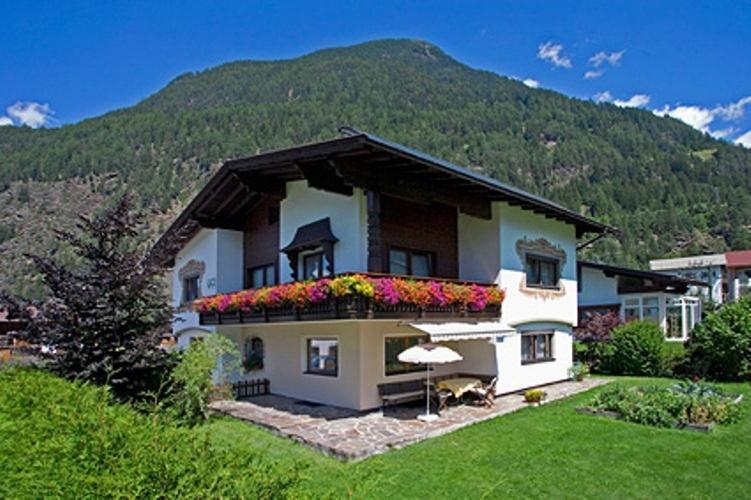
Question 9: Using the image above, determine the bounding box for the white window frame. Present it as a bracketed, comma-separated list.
[302, 335, 340, 378]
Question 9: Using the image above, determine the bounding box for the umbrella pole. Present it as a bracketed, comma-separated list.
[426, 362, 431, 418]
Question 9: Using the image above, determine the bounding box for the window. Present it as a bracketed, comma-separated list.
[622, 296, 661, 323]
[525, 255, 560, 289]
[302, 251, 326, 280]
[183, 275, 200, 303]
[521, 332, 554, 364]
[248, 264, 275, 289]
[306, 338, 338, 376]
[243, 337, 264, 371]
[385, 335, 428, 376]
[388, 248, 435, 276]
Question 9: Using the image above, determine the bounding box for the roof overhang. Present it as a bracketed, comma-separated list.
[580, 260, 708, 294]
[152, 129, 616, 265]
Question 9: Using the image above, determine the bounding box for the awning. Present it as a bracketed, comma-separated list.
[281, 217, 338, 253]
[408, 321, 512, 341]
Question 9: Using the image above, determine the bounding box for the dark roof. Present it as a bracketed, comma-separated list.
[281, 217, 338, 252]
[579, 261, 708, 288]
[153, 128, 616, 264]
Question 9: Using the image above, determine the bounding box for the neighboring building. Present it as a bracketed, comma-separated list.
[650, 251, 751, 304]
[578, 261, 705, 342]
[154, 128, 613, 411]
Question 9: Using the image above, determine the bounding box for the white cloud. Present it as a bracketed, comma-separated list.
[735, 130, 751, 148]
[588, 50, 625, 67]
[594, 91, 650, 108]
[6, 101, 53, 128]
[0, 116, 12, 126]
[584, 70, 604, 79]
[654, 96, 751, 136]
[614, 94, 650, 108]
[537, 41, 572, 68]
[522, 78, 540, 88]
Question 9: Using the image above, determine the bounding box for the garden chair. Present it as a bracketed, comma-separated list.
[468, 377, 497, 407]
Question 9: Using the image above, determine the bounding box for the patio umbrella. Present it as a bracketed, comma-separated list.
[398, 342, 463, 422]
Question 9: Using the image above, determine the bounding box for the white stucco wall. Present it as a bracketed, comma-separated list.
[494, 324, 573, 394]
[578, 266, 619, 306]
[278, 181, 368, 282]
[458, 206, 501, 283]
[497, 203, 578, 329]
[171, 228, 243, 336]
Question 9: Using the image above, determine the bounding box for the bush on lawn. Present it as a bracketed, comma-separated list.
[588, 382, 741, 428]
[573, 311, 622, 372]
[661, 341, 688, 377]
[0, 367, 302, 498]
[686, 298, 751, 381]
[168, 335, 241, 426]
[606, 320, 665, 376]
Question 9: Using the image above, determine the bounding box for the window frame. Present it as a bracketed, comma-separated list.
[304, 337, 339, 377]
[302, 251, 325, 281]
[247, 263, 276, 289]
[525, 253, 561, 290]
[384, 335, 429, 376]
[387, 246, 436, 277]
[182, 274, 201, 304]
[520, 331, 555, 365]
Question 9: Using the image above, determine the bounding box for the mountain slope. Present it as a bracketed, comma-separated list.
[1, 39, 750, 296]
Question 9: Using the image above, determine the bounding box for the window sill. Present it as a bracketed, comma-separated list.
[303, 371, 338, 378]
[521, 358, 556, 366]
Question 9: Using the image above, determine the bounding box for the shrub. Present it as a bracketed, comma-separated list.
[606, 321, 665, 376]
[661, 341, 688, 377]
[573, 311, 622, 371]
[569, 361, 590, 381]
[168, 335, 241, 426]
[524, 389, 546, 403]
[588, 383, 741, 428]
[686, 298, 751, 381]
[0, 367, 301, 498]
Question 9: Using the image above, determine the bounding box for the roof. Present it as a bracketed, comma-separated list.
[650, 253, 726, 271]
[281, 217, 338, 252]
[153, 128, 616, 264]
[725, 250, 751, 268]
[580, 260, 708, 288]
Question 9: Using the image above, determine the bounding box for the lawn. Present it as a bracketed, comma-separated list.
[2, 369, 749, 498]
[206, 376, 751, 499]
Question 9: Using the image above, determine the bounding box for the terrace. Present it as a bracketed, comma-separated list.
[195, 273, 504, 325]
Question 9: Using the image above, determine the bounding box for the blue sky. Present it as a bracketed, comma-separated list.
[1, 0, 750, 146]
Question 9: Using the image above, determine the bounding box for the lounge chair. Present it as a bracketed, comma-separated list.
[468, 377, 497, 407]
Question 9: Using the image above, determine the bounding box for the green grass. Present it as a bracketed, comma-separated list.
[2, 368, 749, 498]
[207, 377, 751, 499]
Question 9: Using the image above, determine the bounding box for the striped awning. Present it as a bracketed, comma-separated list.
[408, 321, 512, 341]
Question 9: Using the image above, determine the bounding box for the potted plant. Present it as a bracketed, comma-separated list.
[524, 389, 546, 406]
[569, 362, 590, 382]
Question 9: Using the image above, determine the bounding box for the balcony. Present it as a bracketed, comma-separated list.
[194, 273, 504, 325]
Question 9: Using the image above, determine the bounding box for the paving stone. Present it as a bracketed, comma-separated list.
[210, 378, 609, 461]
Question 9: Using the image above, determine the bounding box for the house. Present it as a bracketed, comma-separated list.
[577, 261, 705, 341]
[650, 251, 751, 304]
[154, 128, 613, 411]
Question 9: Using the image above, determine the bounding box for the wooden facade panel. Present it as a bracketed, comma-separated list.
[243, 196, 280, 287]
[378, 195, 458, 279]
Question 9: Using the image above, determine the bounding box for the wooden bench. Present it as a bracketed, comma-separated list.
[377, 379, 426, 407]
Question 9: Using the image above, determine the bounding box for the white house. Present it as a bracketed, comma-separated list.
[650, 251, 751, 304]
[154, 128, 613, 410]
[578, 261, 705, 341]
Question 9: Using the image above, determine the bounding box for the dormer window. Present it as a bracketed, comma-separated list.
[302, 251, 329, 280]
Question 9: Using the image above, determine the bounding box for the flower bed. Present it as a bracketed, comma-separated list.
[193, 274, 505, 315]
[579, 381, 743, 431]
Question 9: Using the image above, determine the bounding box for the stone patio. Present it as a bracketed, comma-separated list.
[210, 378, 609, 461]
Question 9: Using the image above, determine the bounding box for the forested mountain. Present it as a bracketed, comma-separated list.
[1, 39, 750, 296]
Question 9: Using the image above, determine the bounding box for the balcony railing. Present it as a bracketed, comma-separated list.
[194, 273, 504, 325]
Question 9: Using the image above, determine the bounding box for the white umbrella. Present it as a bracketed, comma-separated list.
[398, 342, 463, 422]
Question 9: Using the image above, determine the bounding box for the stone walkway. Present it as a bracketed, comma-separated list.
[210, 378, 609, 461]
